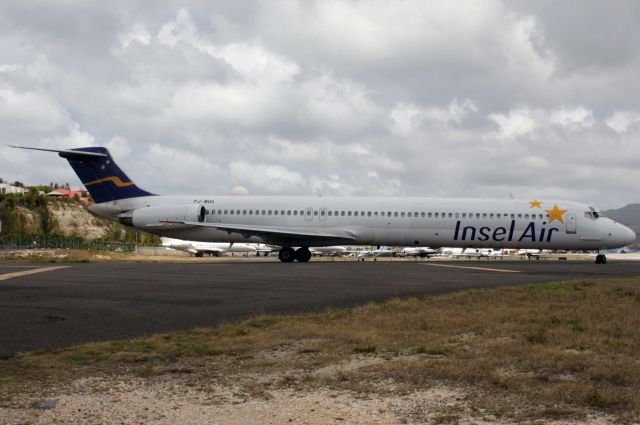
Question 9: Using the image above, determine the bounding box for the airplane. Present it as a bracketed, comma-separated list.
[357, 246, 396, 258]
[399, 247, 438, 258]
[160, 237, 257, 257]
[11, 146, 636, 264]
[309, 246, 347, 256]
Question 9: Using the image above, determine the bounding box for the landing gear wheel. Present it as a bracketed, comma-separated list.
[595, 254, 607, 264]
[195, 252, 204, 258]
[278, 247, 296, 263]
[295, 247, 311, 263]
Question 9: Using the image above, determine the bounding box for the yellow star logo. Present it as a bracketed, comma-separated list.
[545, 204, 567, 223]
[529, 200, 542, 208]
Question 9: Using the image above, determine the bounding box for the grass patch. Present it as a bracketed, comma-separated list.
[1, 277, 640, 422]
[352, 344, 377, 354]
[414, 346, 447, 356]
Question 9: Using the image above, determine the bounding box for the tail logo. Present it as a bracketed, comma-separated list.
[84, 176, 135, 188]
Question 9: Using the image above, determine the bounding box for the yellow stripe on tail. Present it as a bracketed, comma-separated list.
[84, 176, 135, 187]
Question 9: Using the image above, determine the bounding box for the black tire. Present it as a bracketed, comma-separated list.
[278, 247, 296, 263]
[295, 247, 311, 263]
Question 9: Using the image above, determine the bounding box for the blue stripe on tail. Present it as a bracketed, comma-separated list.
[59, 147, 155, 203]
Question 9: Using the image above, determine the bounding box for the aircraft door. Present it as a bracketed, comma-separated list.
[319, 207, 327, 222]
[305, 207, 313, 222]
[565, 213, 577, 234]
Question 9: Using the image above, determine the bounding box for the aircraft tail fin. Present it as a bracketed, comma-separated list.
[11, 145, 155, 203]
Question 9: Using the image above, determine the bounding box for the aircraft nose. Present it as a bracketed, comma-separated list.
[621, 225, 637, 246]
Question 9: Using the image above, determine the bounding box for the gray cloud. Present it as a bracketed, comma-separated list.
[1, 0, 639, 208]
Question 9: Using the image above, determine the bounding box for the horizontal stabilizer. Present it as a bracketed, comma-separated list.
[10, 145, 108, 158]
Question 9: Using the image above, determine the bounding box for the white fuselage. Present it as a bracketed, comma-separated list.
[160, 237, 257, 255]
[90, 196, 636, 250]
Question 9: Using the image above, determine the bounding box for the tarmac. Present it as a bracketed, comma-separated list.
[0, 260, 639, 358]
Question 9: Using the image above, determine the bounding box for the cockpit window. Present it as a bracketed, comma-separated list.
[584, 211, 594, 220]
[588, 206, 603, 219]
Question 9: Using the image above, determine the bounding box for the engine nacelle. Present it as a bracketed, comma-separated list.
[125, 204, 206, 228]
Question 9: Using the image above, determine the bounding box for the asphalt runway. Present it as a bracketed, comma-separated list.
[1, 260, 639, 358]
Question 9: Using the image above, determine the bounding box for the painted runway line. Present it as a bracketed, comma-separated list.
[0, 266, 69, 282]
[422, 263, 521, 273]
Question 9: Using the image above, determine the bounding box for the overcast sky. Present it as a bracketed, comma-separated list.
[1, 1, 639, 208]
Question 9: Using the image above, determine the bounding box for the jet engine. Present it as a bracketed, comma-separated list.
[119, 204, 206, 228]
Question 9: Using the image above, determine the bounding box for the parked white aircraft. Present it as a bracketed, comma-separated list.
[160, 237, 257, 257]
[399, 247, 438, 257]
[310, 246, 347, 256]
[13, 146, 636, 264]
[357, 246, 396, 258]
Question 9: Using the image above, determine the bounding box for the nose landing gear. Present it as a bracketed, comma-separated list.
[595, 254, 607, 264]
[278, 247, 311, 263]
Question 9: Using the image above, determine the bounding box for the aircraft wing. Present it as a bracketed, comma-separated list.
[176, 221, 358, 244]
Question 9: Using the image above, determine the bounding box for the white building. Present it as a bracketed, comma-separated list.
[0, 183, 27, 194]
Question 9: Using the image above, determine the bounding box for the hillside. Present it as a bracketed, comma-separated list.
[0, 193, 157, 244]
[603, 203, 640, 244]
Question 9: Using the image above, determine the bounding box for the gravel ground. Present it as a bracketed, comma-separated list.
[0, 376, 616, 425]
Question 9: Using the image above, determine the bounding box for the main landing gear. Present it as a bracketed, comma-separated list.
[278, 247, 311, 263]
[595, 254, 607, 264]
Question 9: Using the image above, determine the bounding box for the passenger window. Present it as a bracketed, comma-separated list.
[230, 210, 234, 215]
[368, 211, 372, 217]
[462, 213, 466, 218]
[274, 210, 278, 215]
[401, 212, 405, 217]
[334, 211, 338, 216]
[421, 212, 426, 217]
[287, 210, 291, 215]
[455, 213, 459, 218]
[414, 211, 419, 217]
[306, 210, 311, 216]
[320, 210, 325, 216]
[328, 211, 332, 216]
[374, 212, 379, 217]
[524, 214, 529, 219]
[354, 211, 359, 217]
[294, 210, 298, 216]
[394, 212, 398, 217]
[517, 214, 522, 218]
[435, 213, 439, 218]
[489, 213, 494, 218]
[223, 210, 227, 214]
[510, 213, 515, 219]
[249, 210, 253, 215]
[341, 211, 345, 216]
[428, 212, 432, 217]
[314, 210, 318, 216]
[387, 212, 392, 217]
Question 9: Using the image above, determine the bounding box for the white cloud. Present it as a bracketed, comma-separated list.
[549, 106, 594, 128]
[1, 1, 640, 206]
[229, 161, 307, 193]
[119, 24, 151, 49]
[606, 111, 640, 133]
[489, 108, 538, 140]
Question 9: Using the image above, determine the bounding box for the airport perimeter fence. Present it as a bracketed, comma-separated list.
[0, 234, 136, 253]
